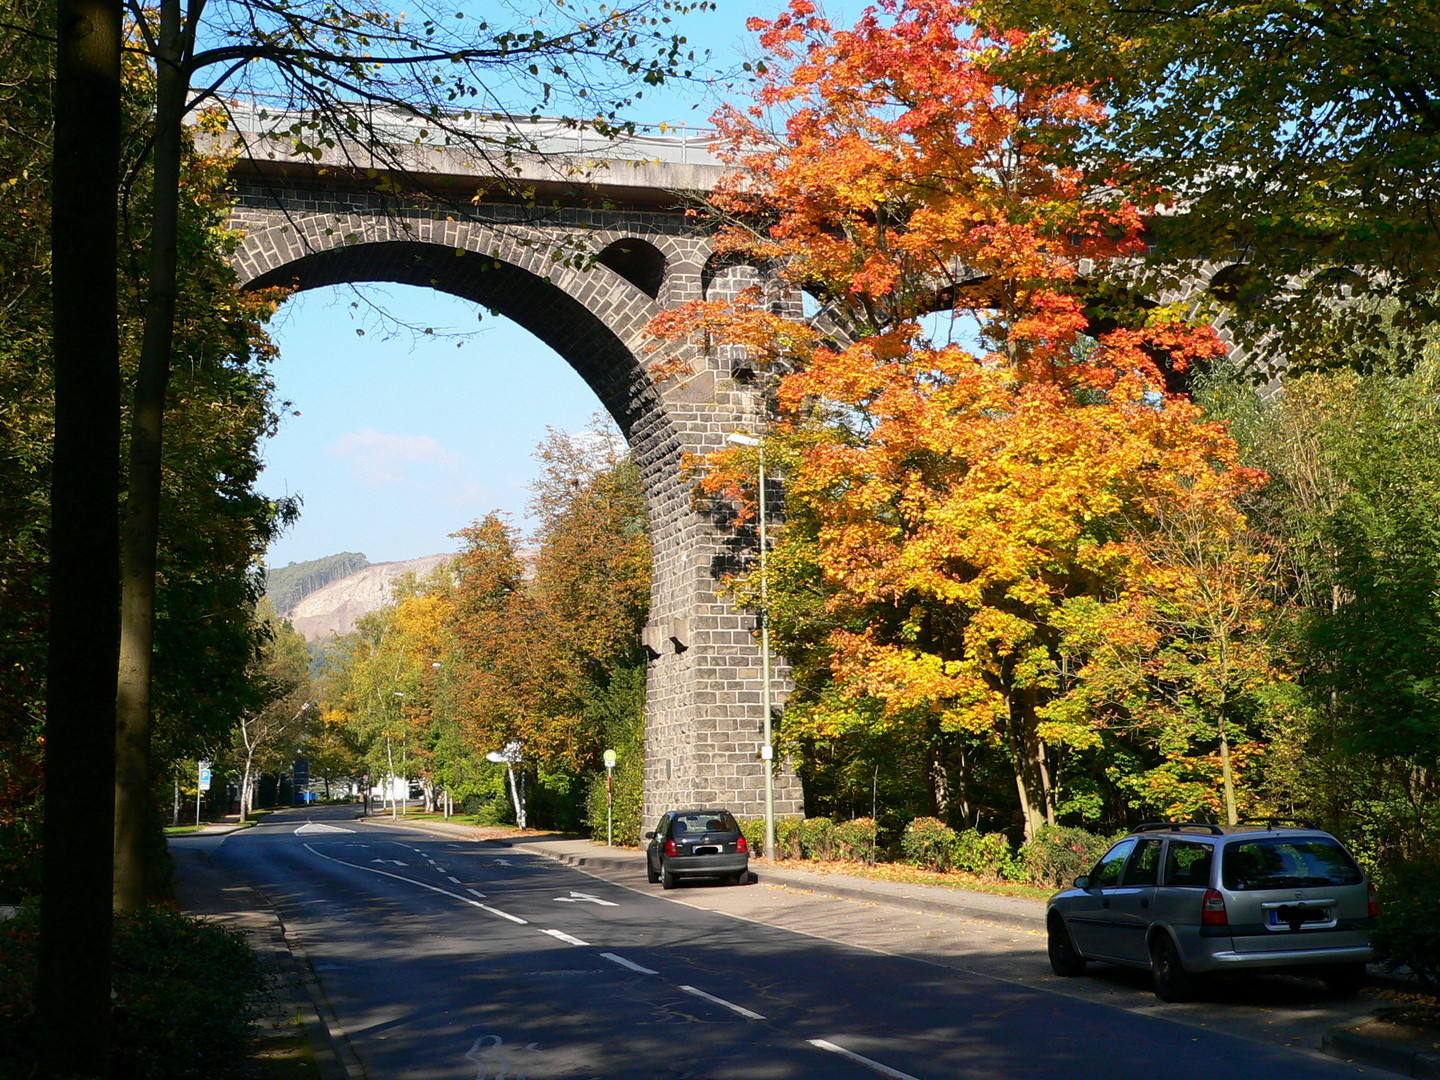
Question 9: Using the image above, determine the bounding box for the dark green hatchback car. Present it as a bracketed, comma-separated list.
[645, 808, 750, 889]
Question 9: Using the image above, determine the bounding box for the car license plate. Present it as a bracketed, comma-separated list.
[693, 845, 720, 856]
[1268, 906, 1330, 928]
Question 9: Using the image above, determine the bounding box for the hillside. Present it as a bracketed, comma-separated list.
[265, 552, 371, 615]
[287, 554, 454, 641]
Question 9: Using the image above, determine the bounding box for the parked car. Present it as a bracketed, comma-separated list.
[645, 808, 750, 889]
[1046, 821, 1377, 1002]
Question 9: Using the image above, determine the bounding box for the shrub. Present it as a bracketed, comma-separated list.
[799, 817, 838, 861]
[1372, 856, 1440, 989]
[1019, 825, 1117, 889]
[952, 830, 1015, 881]
[835, 817, 878, 864]
[774, 816, 804, 860]
[737, 817, 766, 858]
[0, 904, 273, 1080]
[584, 756, 642, 846]
[901, 817, 956, 871]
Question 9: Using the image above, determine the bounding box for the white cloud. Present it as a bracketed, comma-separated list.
[328, 429, 465, 487]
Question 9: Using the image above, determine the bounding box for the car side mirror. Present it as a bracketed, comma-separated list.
[1073, 875, 1090, 890]
[644, 831, 655, 840]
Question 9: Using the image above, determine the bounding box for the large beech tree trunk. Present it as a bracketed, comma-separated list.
[39, 0, 122, 1069]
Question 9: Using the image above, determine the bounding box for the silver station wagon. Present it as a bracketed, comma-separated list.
[1046, 821, 1377, 1001]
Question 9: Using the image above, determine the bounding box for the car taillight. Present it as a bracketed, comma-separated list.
[664, 839, 678, 857]
[1201, 888, 1228, 927]
[1368, 882, 1380, 919]
[736, 836, 749, 854]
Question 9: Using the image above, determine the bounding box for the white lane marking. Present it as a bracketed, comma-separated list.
[553, 891, 618, 906]
[807, 1040, 922, 1080]
[466, 888, 488, 900]
[493, 858, 513, 866]
[371, 859, 409, 866]
[677, 985, 766, 1021]
[479, 904, 528, 925]
[600, 952, 657, 975]
[303, 844, 527, 925]
[447, 875, 462, 884]
[539, 928, 590, 946]
[295, 822, 354, 835]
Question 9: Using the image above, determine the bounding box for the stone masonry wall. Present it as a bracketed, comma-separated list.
[228, 179, 803, 828]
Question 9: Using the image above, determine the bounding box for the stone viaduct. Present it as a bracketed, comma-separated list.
[222, 113, 1241, 827]
[223, 114, 804, 825]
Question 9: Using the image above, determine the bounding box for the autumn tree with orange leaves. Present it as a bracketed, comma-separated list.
[649, 0, 1266, 838]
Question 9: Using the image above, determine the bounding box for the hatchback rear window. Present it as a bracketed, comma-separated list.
[671, 812, 739, 836]
[1221, 837, 1363, 891]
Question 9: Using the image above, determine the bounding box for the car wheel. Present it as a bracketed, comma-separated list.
[646, 858, 660, 885]
[661, 865, 677, 890]
[1150, 934, 1196, 1003]
[1047, 916, 1087, 977]
[1321, 962, 1367, 997]
[729, 870, 748, 887]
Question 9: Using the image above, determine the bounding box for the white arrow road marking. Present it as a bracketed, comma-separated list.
[553, 891, 618, 907]
[304, 845, 526, 925]
[678, 985, 766, 1021]
[539, 928, 589, 946]
[295, 822, 355, 835]
[371, 859, 409, 866]
[807, 1040, 922, 1080]
[600, 953, 657, 975]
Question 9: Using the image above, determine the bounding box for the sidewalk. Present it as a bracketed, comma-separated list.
[362, 815, 1046, 930]
[170, 838, 354, 1080]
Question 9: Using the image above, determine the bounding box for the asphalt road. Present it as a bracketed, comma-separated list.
[205, 806, 1374, 1080]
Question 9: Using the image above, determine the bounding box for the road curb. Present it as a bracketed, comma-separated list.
[755, 867, 1047, 931]
[1323, 1017, 1440, 1077]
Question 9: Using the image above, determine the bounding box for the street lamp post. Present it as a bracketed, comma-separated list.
[727, 432, 775, 861]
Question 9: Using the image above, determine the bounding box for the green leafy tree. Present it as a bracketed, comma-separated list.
[982, 0, 1440, 373]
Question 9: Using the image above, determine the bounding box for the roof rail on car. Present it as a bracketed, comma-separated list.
[1132, 822, 1225, 835]
[1237, 817, 1319, 830]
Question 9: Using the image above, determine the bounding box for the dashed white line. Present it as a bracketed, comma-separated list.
[466, 888, 488, 900]
[807, 1040, 922, 1080]
[677, 985, 766, 1021]
[478, 904, 527, 925]
[539, 928, 590, 946]
[302, 844, 526, 925]
[447, 875, 461, 883]
[600, 952, 657, 975]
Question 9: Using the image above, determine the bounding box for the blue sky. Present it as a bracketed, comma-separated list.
[257, 0, 861, 568]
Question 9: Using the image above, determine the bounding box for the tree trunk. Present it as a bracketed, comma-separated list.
[1037, 737, 1057, 827]
[37, 0, 122, 1070]
[1007, 696, 1046, 842]
[114, 0, 185, 913]
[929, 739, 950, 819]
[506, 765, 527, 828]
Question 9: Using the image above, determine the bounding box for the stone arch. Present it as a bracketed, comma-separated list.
[596, 237, 666, 300]
[228, 203, 805, 827]
[242, 234, 667, 441]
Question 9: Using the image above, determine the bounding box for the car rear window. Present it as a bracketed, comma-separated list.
[1221, 837, 1363, 891]
[671, 812, 739, 836]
